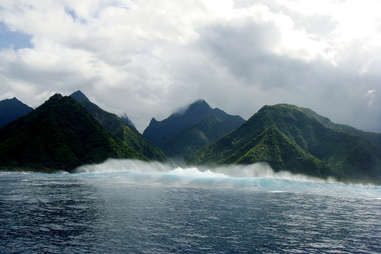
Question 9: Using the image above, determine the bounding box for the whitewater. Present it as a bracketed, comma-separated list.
[76, 159, 381, 199]
[1, 159, 381, 253]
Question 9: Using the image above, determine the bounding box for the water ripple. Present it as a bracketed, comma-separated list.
[0, 169, 381, 253]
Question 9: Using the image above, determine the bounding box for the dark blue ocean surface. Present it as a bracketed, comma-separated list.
[1, 160, 381, 254]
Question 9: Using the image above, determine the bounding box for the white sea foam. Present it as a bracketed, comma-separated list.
[76, 159, 327, 182]
[74, 159, 381, 199]
[168, 167, 228, 178]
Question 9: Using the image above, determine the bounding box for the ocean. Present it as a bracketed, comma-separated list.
[1, 159, 381, 253]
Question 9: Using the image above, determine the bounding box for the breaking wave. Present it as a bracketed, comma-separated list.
[75, 159, 381, 199]
[76, 159, 321, 180]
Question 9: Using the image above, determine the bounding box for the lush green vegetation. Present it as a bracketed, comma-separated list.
[71, 91, 166, 162]
[2, 94, 380, 184]
[0, 94, 146, 172]
[190, 104, 381, 184]
[296, 105, 381, 151]
[143, 100, 245, 158]
[121, 113, 137, 130]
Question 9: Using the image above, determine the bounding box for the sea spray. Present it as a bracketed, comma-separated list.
[74, 159, 381, 199]
[76, 159, 322, 181]
[169, 167, 228, 178]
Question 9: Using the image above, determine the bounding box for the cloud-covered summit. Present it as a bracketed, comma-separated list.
[0, 0, 380, 131]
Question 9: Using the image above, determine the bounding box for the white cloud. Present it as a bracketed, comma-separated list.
[366, 89, 376, 106]
[0, 0, 380, 131]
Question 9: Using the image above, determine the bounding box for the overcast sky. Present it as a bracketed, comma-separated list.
[0, 0, 380, 132]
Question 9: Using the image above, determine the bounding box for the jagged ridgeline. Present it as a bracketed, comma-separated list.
[190, 104, 381, 184]
[70, 91, 166, 162]
[143, 100, 245, 158]
[0, 94, 156, 172]
[120, 113, 137, 131]
[0, 97, 33, 128]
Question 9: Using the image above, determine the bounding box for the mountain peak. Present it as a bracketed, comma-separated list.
[70, 90, 89, 102]
[47, 93, 64, 102]
[189, 99, 210, 109]
[192, 99, 207, 104]
[143, 99, 245, 158]
[0, 97, 34, 128]
[1, 97, 22, 104]
[192, 102, 381, 184]
[69, 93, 166, 161]
[178, 99, 211, 116]
[0, 93, 147, 172]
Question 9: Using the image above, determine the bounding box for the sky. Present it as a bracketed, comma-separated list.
[0, 0, 380, 132]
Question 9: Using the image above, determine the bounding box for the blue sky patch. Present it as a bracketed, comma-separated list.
[64, 7, 86, 24]
[65, 7, 78, 20]
[0, 22, 32, 50]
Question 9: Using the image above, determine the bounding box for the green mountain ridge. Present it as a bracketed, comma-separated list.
[235, 126, 330, 178]
[293, 104, 381, 150]
[70, 90, 166, 162]
[190, 104, 381, 184]
[144, 100, 215, 146]
[0, 94, 146, 172]
[1, 93, 380, 184]
[143, 100, 245, 158]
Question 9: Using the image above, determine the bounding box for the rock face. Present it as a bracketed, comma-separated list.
[0, 97, 33, 128]
[70, 90, 166, 161]
[190, 104, 381, 184]
[0, 94, 148, 172]
[143, 100, 245, 158]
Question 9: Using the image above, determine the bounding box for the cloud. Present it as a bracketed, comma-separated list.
[0, 0, 380, 132]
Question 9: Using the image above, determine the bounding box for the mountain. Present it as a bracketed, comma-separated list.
[70, 90, 166, 161]
[144, 100, 213, 145]
[120, 113, 137, 131]
[190, 104, 381, 184]
[143, 100, 245, 158]
[0, 97, 33, 128]
[0, 94, 146, 172]
[292, 105, 381, 151]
